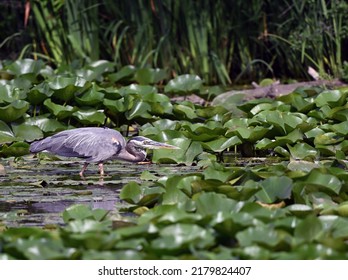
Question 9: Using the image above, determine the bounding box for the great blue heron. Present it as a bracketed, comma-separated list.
[30, 127, 178, 177]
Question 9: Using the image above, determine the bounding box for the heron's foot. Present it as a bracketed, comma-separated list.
[98, 163, 105, 176]
[137, 161, 152, 165]
[79, 162, 89, 179]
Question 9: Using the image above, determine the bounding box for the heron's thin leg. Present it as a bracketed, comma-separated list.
[79, 162, 89, 177]
[98, 162, 104, 176]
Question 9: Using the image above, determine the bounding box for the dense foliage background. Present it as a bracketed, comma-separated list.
[1, 0, 348, 84]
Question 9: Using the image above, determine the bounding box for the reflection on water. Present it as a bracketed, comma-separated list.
[0, 157, 194, 227]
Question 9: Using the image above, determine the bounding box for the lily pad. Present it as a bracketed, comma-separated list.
[23, 115, 68, 132]
[255, 176, 293, 203]
[44, 99, 76, 120]
[134, 68, 168, 85]
[12, 124, 43, 142]
[0, 100, 30, 122]
[75, 83, 105, 106]
[164, 74, 203, 94]
[72, 109, 106, 125]
[108, 65, 136, 83]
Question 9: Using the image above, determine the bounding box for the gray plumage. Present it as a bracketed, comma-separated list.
[30, 127, 178, 176]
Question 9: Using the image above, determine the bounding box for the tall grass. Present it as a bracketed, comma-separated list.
[2, 0, 347, 84]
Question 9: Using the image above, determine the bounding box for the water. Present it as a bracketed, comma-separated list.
[0, 156, 195, 228]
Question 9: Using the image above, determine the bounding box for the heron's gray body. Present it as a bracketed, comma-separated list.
[30, 127, 127, 163]
[30, 127, 178, 176]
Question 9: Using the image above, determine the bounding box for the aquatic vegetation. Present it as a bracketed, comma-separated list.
[1, 59, 348, 259]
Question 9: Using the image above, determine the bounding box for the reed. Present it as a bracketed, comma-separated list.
[1, 0, 347, 84]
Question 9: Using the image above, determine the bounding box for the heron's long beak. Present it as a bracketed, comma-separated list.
[141, 139, 180, 150]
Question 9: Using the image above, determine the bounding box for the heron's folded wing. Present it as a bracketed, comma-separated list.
[60, 130, 123, 162]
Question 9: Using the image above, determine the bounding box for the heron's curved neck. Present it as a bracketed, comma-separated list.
[116, 144, 147, 162]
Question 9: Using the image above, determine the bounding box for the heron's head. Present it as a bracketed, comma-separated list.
[129, 136, 179, 150]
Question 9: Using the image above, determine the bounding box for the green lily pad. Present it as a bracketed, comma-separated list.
[108, 65, 136, 83]
[44, 99, 76, 120]
[201, 136, 242, 153]
[314, 132, 344, 145]
[236, 226, 281, 247]
[27, 82, 54, 105]
[152, 138, 202, 164]
[255, 129, 303, 150]
[12, 124, 43, 142]
[330, 121, 348, 136]
[194, 192, 240, 216]
[75, 83, 105, 106]
[134, 68, 168, 84]
[173, 103, 197, 120]
[203, 163, 234, 182]
[103, 98, 128, 113]
[0, 120, 17, 143]
[120, 84, 157, 95]
[0, 100, 30, 122]
[72, 109, 106, 125]
[231, 126, 271, 142]
[49, 76, 88, 102]
[7, 59, 45, 75]
[303, 169, 342, 195]
[287, 143, 318, 160]
[125, 101, 152, 120]
[0, 141, 30, 157]
[165, 74, 203, 94]
[182, 123, 226, 141]
[0, 84, 27, 103]
[255, 176, 293, 203]
[151, 223, 214, 252]
[120, 181, 164, 206]
[23, 115, 68, 133]
[314, 90, 347, 108]
[278, 92, 315, 112]
[294, 215, 323, 242]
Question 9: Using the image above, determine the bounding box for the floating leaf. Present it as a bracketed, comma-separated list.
[108, 65, 136, 83]
[12, 124, 43, 142]
[27, 82, 53, 105]
[203, 136, 242, 153]
[194, 192, 240, 216]
[62, 204, 97, 222]
[255, 176, 293, 203]
[75, 83, 105, 106]
[294, 215, 323, 242]
[0, 84, 27, 103]
[0, 142, 29, 157]
[49, 76, 88, 102]
[7, 59, 48, 76]
[165, 74, 203, 94]
[135, 68, 168, 84]
[0, 120, 16, 143]
[151, 223, 214, 252]
[152, 138, 202, 164]
[287, 143, 318, 160]
[72, 109, 106, 125]
[0, 100, 30, 122]
[236, 226, 281, 247]
[23, 115, 67, 133]
[303, 169, 342, 195]
[173, 103, 197, 120]
[44, 99, 76, 120]
[120, 181, 142, 204]
[314, 90, 346, 108]
[125, 101, 152, 120]
[314, 132, 344, 145]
